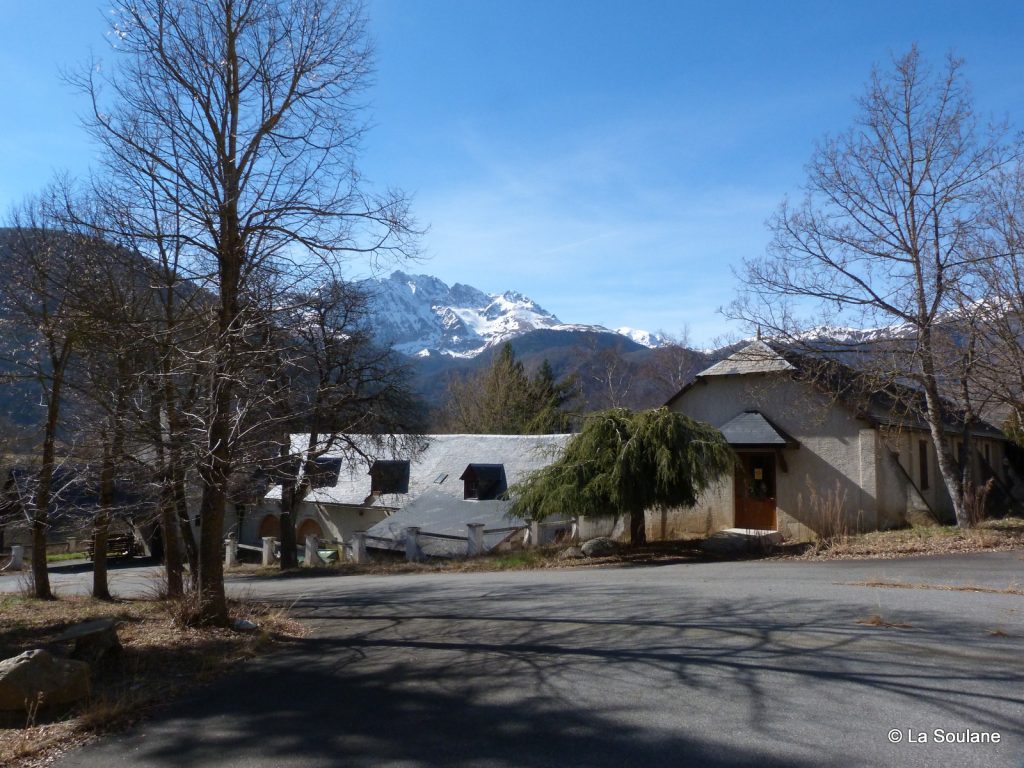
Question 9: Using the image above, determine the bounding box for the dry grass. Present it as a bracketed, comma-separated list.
[781, 517, 1024, 560]
[797, 480, 854, 552]
[0, 594, 304, 768]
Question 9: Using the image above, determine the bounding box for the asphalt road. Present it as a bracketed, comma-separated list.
[13, 551, 1024, 767]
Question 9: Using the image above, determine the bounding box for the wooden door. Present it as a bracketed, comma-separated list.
[735, 452, 777, 530]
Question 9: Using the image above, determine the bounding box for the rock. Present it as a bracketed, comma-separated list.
[581, 537, 618, 558]
[557, 546, 584, 560]
[0, 649, 91, 711]
[55, 619, 122, 663]
[232, 619, 258, 632]
[700, 529, 781, 555]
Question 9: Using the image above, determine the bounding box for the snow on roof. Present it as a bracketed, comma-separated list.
[265, 433, 572, 509]
[363, 489, 520, 557]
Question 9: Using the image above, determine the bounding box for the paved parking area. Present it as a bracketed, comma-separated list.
[9, 551, 1024, 767]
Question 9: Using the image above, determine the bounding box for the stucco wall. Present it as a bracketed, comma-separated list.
[669, 373, 880, 541]
[298, 501, 390, 543]
[667, 373, 1009, 541]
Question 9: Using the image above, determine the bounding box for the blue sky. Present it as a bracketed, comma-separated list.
[2, 1, 1023, 345]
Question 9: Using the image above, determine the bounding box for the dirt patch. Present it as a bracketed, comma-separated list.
[0, 595, 304, 768]
[856, 614, 915, 630]
[842, 580, 1024, 596]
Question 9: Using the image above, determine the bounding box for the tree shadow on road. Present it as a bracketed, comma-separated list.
[59, 577, 1024, 767]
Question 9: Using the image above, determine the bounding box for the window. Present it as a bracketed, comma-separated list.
[918, 440, 929, 491]
[370, 460, 410, 495]
[308, 458, 343, 489]
[459, 464, 507, 500]
[434, 473, 448, 484]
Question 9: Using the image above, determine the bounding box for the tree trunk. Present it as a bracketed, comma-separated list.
[629, 510, 647, 546]
[195, 361, 232, 624]
[278, 445, 316, 570]
[919, 342, 967, 527]
[158, 484, 183, 598]
[197, 469, 228, 625]
[92, 509, 111, 600]
[173, 471, 199, 582]
[93, 391, 128, 601]
[31, 356, 68, 601]
[278, 506, 298, 569]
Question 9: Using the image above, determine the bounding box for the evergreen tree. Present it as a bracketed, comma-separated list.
[441, 344, 576, 434]
[510, 408, 734, 545]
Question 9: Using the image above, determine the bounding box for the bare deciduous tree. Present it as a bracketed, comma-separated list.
[0, 201, 104, 599]
[73, 0, 417, 622]
[266, 280, 425, 568]
[732, 47, 1017, 527]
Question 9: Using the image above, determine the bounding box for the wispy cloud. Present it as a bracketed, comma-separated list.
[411, 117, 780, 344]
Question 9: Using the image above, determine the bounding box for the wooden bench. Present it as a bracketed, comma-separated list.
[85, 534, 137, 561]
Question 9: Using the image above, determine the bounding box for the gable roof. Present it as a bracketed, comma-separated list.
[695, 339, 795, 377]
[719, 410, 798, 448]
[666, 340, 1004, 439]
[264, 433, 572, 509]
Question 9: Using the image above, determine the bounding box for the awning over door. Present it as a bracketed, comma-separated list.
[718, 410, 798, 449]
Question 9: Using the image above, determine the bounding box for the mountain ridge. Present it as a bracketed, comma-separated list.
[358, 270, 668, 359]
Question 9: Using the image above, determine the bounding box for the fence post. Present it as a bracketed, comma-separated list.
[261, 537, 276, 567]
[404, 527, 421, 562]
[10, 545, 24, 571]
[224, 534, 238, 568]
[304, 535, 326, 567]
[529, 520, 541, 548]
[352, 532, 367, 564]
[67, 537, 78, 554]
[466, 523, 485, 557]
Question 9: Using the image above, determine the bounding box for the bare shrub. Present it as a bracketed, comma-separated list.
[16, 569, 37, 599]
[798, 480, 852, 550]
[963, 478, 995, 527]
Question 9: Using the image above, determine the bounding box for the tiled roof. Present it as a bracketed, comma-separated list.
[695, 340, 795, 377]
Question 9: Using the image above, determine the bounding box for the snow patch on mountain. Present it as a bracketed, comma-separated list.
[360, 271, 667, 358]
[616, 327, 669, 348]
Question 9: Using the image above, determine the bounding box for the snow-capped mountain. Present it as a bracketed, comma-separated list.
[359, 271, 666, 358]
[616, 327, 670, 348]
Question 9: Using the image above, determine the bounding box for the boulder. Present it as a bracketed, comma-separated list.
[700, 529, 781, 555]
[0, 649, 90, 711]
[557, 546, 584, 560]
[581, 537, 618, 558]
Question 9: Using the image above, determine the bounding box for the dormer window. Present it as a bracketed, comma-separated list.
[370, 460, 410, 495]
[459, 464, 507, 500]
[308, 458, 343, 489]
